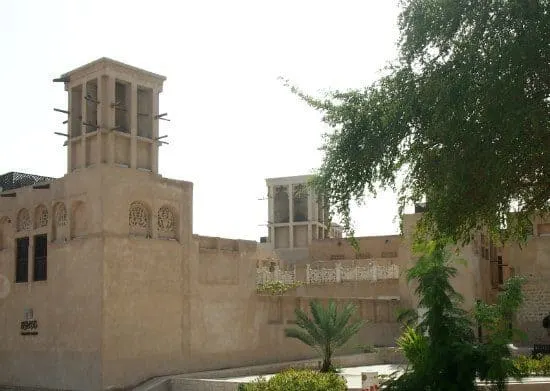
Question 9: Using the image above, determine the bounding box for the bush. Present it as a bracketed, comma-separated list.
[512, 355, 550, 377]
[256, 281, 302, 295]
[238, 369, 347, 391]
[541, 355, 550, 376]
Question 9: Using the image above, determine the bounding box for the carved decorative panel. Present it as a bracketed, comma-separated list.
[129, 201, 151, 237]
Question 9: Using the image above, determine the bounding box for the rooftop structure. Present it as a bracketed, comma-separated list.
[0, 172, 55, 193]
[55, 57, 167, 174]
[265, 175, 342, 245]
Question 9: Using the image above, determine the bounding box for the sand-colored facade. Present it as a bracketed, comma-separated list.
[0, 58, 548, 391]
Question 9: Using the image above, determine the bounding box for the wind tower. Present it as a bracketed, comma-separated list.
[53, 58, 168, 174]
[264, 175, 342, 261]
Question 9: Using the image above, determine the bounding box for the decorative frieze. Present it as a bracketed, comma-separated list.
[255, 262, 399, 287]
[256, 265, 296, 285]
[307, 263, 399, 284]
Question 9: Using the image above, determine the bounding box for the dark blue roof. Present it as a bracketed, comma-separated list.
[0, 172, 55, 192]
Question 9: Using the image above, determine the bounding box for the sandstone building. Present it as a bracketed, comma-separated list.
[0, 58, 548, 391]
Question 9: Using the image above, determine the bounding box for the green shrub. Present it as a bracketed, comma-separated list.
[512, 355, 550, 377]
[239, 369, 347, 391]
[540, 355, 550, 376]
[256, 281, 302, 295]
[512, 355, 537, 377]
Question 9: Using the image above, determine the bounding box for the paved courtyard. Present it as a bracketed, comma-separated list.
[206, 364, 404, 389]
[205, 364, 550, 390]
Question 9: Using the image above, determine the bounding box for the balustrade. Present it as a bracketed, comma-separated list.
[256, 262, 399, 287]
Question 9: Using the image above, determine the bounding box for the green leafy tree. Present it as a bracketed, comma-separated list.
[289, 0, 550, 243]
[284, 300, 363, 373]
[474, 276, 527, 390]
[383, 241, 525, 391]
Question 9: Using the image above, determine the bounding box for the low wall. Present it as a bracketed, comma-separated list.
[167, 350, 403, 391]
[171, 379, 239, 391]
[179, 350, 398, 380]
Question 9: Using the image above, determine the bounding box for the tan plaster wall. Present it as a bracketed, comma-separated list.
[187, 237, 270, 368]
[101, 237, 185, 389]
[505, 233, 550, 343]
[98, 167, 193, 389]
[0, 170, 104, 391]
[309, 235, 401, 261]
[0, 237, 103, 390]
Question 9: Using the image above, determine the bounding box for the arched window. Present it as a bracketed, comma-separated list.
[157, 206, 177, 240]
[129, 201, 151, 238]
[0, 216, 11, 250]
[52, 202, 68, 242]
[16, 209, 31, 232]
[34, 204, 49, 229]
[71, 201, 87, 238]
[55, 203, 68, 227]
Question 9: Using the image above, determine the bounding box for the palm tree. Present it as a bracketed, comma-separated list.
[284, 300, 364, 372]
[396, 307, 419, 329]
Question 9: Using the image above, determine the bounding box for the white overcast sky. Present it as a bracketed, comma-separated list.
[0, 0, 406, 241]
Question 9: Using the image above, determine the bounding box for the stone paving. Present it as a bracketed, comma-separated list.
[206, 364, 550, 390]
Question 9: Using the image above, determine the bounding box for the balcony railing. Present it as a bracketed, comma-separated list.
[307, 263, 399, 284]
[256, 266, 296, 285]
[256, 262, 399, 287]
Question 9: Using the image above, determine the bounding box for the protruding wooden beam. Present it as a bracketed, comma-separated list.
[82, 122, 99, 129]
[54, 108, 70, 114]
[53, 76, 70, 83]
[85, 95, 100, 104]
[54, 132, 69, 137]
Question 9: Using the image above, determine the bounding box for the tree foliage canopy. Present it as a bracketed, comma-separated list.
[383, 242, 525, 391]
[295, 0, 550, 243]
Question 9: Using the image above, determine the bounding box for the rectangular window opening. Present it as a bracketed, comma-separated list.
[15, 237, 29, 283]
[293, 184, 308, 222]
[33, 234, 47, 281]
[71, 85, 83, 138]
[137, 87, 153, 138]
[115, 81, 130, 133]
[85, 79, 98, 132]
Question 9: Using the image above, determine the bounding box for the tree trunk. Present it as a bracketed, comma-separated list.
[320, 347, 333, 372]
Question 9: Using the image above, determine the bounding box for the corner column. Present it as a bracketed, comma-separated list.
[307, 189, 313, 244]
[67, 85, 73, 172]
[95, 76, 104, 166]
[106, 75, 116, 165]
[151, 90, 160, 174]
[268, 185, 275, 244]
[130, 83, 138, 169]
[289, 184, 294, 249]
[80, 82, 87, 168]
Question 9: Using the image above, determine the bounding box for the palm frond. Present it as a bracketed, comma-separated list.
[294, 307, 324, 342]
[284, 327, 317, 348]
[334, 319, 364, 348]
